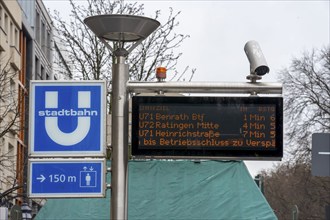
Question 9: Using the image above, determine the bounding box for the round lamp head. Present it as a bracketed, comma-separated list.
[84, 14, 160, 42]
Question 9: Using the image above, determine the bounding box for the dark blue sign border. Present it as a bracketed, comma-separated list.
[28, 159, 106, 198]
[29, 81, 106, 157]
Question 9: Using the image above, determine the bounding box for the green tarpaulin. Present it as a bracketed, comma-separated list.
[35, 160, 277, 220]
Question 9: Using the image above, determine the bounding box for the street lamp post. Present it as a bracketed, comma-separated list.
[84, 14, 160, 220]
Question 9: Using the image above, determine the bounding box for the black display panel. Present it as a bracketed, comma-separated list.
[131, 96, 283, 160]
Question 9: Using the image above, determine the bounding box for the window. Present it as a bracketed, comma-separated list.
[35, 11, 40, 43]
[4, 13, 8, 34]
[8, 143, 15, 170]
[35, 57, 41, 79]
[9, 21, 13, 45]
[14, 28, 18, 48]
[0, 6, 2, 28]
[47, 31, 51, 60]
[7, 78, 17, 111]
[41, 65, 45, 79]
[8, 143, 14, 156]
[41, 21, 46, 53]
[0, 138, 3, 151]
[10, 78, 16, 97]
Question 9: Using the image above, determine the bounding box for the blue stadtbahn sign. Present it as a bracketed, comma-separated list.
[28, 159, 106, 198]
[29, 81, 106, 157]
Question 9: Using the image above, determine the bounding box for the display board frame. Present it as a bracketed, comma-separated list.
[131, 96, 283, 160]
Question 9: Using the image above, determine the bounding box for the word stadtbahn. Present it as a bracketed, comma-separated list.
[38, 109, 98, 117]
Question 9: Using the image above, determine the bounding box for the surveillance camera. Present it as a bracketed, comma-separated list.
[244, 40, 270, 76]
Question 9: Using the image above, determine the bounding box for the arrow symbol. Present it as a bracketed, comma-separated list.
[89, 166, 94, 171]
[37, 175, 46, 183]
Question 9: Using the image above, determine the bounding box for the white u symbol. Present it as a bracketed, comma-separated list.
[45, 91, 91, 146]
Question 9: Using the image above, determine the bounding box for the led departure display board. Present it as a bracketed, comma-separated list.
[131, 96, 283, 160]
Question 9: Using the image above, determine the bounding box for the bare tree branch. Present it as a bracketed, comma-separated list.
[278, 46, 330, 161]
[0, 56, 21, 139]
[262, 161, 330, 219]
[260, 46, 330, 219]
[50, 0, 195, 88]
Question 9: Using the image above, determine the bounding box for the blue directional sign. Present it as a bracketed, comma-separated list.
[29, 81, 106, 157]
[28, 159, 106, 198]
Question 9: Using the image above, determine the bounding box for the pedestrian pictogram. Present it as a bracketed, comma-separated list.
[80, 166, 97, 187]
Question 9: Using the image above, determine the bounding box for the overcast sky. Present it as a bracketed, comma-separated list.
[44, 0, 330, 176]
[140, 1, 329, 82]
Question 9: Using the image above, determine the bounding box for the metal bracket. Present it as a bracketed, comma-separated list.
[127, 81, 282, 95]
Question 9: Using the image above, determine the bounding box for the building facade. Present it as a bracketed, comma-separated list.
[0, 0, 22, 209]
[1, 0, 70, 217]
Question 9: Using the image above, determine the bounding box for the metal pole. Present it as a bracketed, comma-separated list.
[292, 205, 299, 220]
[127, 81, 282, 94]
[111, 55, 129, 220]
